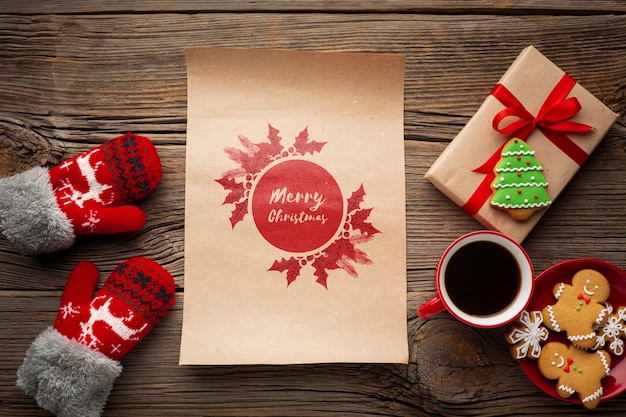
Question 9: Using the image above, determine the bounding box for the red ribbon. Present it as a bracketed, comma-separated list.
[578, 292, 591, 304]
[461, 74, 594, 215]
[564, 357, 574, 373]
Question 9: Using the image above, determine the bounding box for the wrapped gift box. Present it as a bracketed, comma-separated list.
[425, 46, 618, 242]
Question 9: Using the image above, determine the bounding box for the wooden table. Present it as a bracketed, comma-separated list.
[1, 2, 625, 416]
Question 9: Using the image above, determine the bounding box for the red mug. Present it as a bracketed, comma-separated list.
[417, 231, 534, 328]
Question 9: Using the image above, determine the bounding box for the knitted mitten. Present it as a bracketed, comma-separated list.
[17, 257, 175, 417]
[0, 133, 161, 255]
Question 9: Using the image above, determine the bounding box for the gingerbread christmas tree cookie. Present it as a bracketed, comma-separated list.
[491, 138, 551, 221]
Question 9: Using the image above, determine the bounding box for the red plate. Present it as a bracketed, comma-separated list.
[519, 258, 626, 403]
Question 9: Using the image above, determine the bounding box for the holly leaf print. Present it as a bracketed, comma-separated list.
[293, 127, 327, 155]
[313, 266, 329, 289]
[268, 257, 302, 286]
[257, 124, 284, 157]
[229, 199, 249, 229]
[312, 255, 339, 289]
[309, 239, 357, 288]
[346, 184, 365, 214]
[215, 176, 246, 205]
[350, 208, 381, 236]
[223, 126, 287, 175]
[327, 238, 357, 262]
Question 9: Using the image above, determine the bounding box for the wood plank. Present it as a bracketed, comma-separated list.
[1, 0, 626, 13]
[0, 14, 626, 127]
[0, 14, 624, 136]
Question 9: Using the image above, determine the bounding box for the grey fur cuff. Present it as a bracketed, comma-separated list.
[17, 327, 123, 417]
[0, 166, 74, 255]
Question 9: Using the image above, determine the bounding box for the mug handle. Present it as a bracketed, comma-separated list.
[417, 295, 445, 320]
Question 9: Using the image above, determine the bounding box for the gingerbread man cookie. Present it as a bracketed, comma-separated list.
[542, 269, 610, 349]
[505, 310, 549, 359]
[594, 304, 626, 356]
[538, 342, 611, 409]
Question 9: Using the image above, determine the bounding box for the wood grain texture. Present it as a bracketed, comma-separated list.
[1, 0, 626, 13]
[1, 2, 626, 416]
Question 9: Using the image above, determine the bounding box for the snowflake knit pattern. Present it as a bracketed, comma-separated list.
[491, 138, 551, 210]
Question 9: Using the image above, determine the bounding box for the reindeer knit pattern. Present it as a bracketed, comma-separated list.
[53, 257, 175, 360]
[48, 133, 162, 235]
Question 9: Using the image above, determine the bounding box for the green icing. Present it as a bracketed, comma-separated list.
[491, 138, 551, 209]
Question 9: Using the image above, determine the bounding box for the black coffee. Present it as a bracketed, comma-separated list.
[444, 241, 521, 316]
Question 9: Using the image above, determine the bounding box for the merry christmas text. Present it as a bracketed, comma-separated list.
[268, 187, 327, 212]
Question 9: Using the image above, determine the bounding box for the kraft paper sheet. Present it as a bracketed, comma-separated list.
[180, 47, 408, 365]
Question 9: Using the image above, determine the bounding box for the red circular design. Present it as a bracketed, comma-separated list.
[251, 159, 344, 253]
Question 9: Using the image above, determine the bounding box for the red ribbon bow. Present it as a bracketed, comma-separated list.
[578, 292, 591, 304]
[564, 357, 574, 373]
[461, 74, 594, 215]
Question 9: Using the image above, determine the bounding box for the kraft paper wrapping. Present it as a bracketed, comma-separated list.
[180, 47, 408, 365]
[425, 46, 618, 243]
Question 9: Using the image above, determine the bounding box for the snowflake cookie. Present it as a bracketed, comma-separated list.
[594, 304, 626, 356]
[505, 310, 549, 359]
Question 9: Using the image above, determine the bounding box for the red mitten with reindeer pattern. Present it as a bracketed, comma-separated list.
[0, 133, 161, 255]
[17, 257, 175, 417]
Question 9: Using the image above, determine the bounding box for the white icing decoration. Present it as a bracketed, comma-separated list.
[597, 351, 611, 375]
[610, 338, 624, 356]
[568, 332, 595, 342]
[584, 284, 596, 296]
[554, 354, 564, 368]
[502, 149, 535, 157]
[595, 309, 626, 355]
[558, 384, 576, 395]
[492, 181, 549, 189]
[506, 311, 549, 359]
[582, 387, 603, 404]
[546, 305, 560, 332]
[603, 316, 622, 338]
[491, 201, 551, 210]
[495, 166, 544, 173]
[554, 283, 566, 300]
